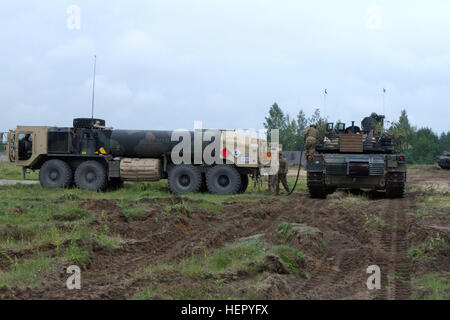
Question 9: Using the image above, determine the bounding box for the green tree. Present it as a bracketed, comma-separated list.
[439, 131, 450, 153]
[281, 115, 298, 150]
[295, 110, 308, 151]
[387, 109, 415, 153]
[407, 128, 440, 164]
[264, 103, 286, 142]
[308, 108, 328, 142]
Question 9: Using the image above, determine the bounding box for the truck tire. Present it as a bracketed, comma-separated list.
[238, 174, 249, 193]
[74, 160, 107, 191]
[385, 172, 405, 198]
[73, 118, 105, 129]
[206, 165, 241, 195]
[307, 172, 327, 199]
[39, 159, 73, 188]
[168, 165, 202, 194]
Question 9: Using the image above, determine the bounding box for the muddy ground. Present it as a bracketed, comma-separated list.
[0, 166, 449, 300]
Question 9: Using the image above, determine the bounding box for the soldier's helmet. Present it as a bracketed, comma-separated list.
[371, 112, 377, 117]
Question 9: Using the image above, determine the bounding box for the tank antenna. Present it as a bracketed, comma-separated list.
[91, 55, 97, 119]
[323, 89, 327, 116]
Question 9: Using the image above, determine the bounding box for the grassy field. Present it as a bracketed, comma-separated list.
[0, 162, 39, 180]
[0, 162, 448, 299]
[0, 162, 308, 298]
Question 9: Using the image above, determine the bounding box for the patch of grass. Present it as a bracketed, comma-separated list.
[164, 200, 192, 215]
[131, 286, 164, 300]
[0, 162, 39, 180]
[122, 207, 148, 222]
[363, 214, 386, 229]
[95, 234, 122, 249]
[0, 255, 56, 288]
[195, 200, 223, 213]
[270, 245, 305, 274]
[277, 222, 295, 241]
[181, 239, 265, 276]
[408, 233, 449, 260]
[412, 273, 450, 300]
[64, 241, 91, 267]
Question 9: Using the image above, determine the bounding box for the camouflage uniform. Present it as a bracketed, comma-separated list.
[269, 152, 290, 194]
[303, 126, 320, 154]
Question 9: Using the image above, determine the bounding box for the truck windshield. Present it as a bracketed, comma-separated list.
[18, 133, 33, 160]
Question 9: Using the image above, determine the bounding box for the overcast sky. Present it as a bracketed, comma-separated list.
[0, 0, 449, 134]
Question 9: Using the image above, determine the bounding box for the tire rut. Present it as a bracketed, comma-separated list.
[376, 197, 411, 300]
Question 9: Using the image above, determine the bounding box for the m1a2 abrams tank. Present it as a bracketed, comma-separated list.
[437, 151, 450, 169]
[306, 113, 407, 199]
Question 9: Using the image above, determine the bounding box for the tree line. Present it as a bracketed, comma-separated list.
[263, 103, 449, 164]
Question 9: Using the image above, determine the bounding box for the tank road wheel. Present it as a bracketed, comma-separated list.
[238, 174, 249, 193]
[385, 172, 406, 198]
[307, 172, 327, 199]
[168, 165, 202, 194]
[74, 161, 107, 191]
[39, 159, 72, 188]
[206, 165, 241, 195]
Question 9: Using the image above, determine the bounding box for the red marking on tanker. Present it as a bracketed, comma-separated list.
[222, 148, 230, 157]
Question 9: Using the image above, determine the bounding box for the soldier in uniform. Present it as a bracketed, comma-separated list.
[303, 124, 320, 154]
[361, 112, 378, 132]
[269, 150, 290, 194]
[18, 134, 32, 160]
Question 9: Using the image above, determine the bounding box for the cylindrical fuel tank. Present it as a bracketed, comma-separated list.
[110, 130, 184, 158]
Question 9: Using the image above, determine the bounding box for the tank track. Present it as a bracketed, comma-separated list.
[307, 172, 327, 199]
[385, 172, 406, 198]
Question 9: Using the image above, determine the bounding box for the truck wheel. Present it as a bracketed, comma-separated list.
[386, 172, 405, 198]
[307, 172, 327, 199]
[168, 165, 202, 194]
[74, 160, 107, 191]
[238, 174, 249, 193]
[206, 165, 241, 195]
[39, 159, 72, 188]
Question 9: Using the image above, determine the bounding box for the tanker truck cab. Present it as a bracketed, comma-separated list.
[7, 122, 113, 190]
[7, 126, 50, 168]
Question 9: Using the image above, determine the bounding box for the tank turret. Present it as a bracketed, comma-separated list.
[306, 112, 406, 199]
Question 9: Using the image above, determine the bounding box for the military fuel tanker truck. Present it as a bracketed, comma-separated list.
[306, 113, 407, 199]
[5, 118, 273, 194]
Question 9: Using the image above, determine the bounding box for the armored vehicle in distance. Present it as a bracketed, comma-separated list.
[437, 151, 450, 169]
[306, 114, 407, 198]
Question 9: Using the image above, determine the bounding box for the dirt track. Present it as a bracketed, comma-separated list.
[1, 166, 449, 300]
